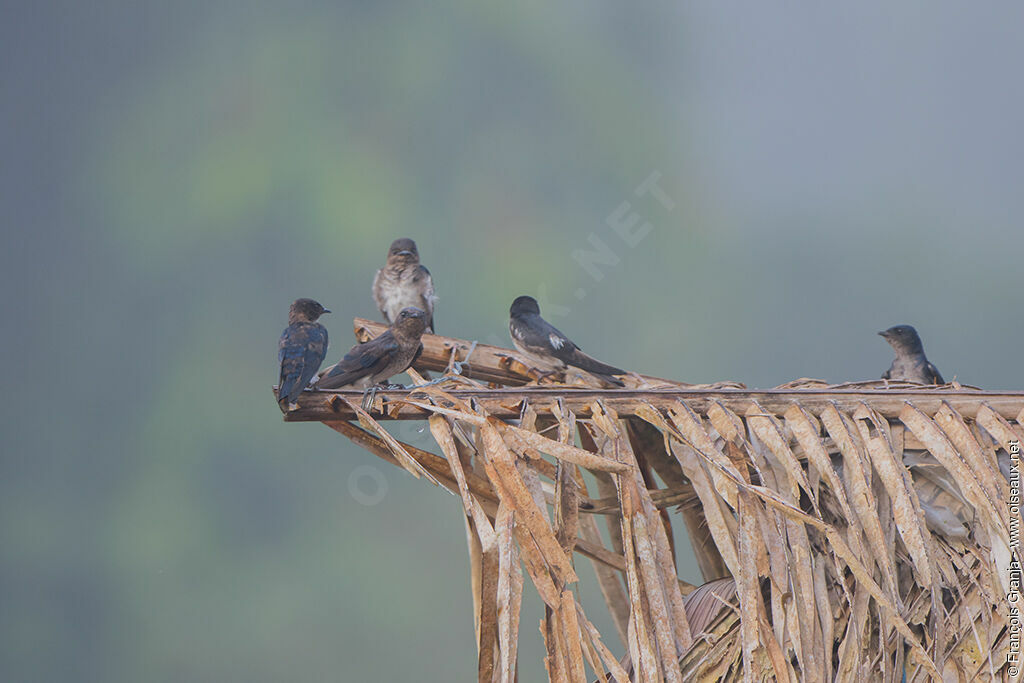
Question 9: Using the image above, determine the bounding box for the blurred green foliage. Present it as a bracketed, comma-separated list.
[2, 2, 1022, 681]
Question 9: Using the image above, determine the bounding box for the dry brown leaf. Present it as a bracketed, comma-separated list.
[559, 590, 588, 683]
[671, 402, 741, 510]
[305, 337, 1021, 681]
[577, 603, 631, 683]
[430, 415, 496, 545]
[736, 494, 763, 683]
[555, 463, 580, 556]
[496, 503, 522, 683]
[480, 420, 579, 585]
[934, 403, 1007, 508]
[495, 418, 633, 474]
[344, 398, 439, 483]
[478, 528, 500, 683]
[633, 512, 684, 683]
[746, 402, 815, 505]
[901, 403, 1008, 544]
[851, 404, 934, 590]
[821, 404, 901, 603]
[617, 480, 662, 683]
[745, 403, 822, 680]
[576, 514, 630, 647]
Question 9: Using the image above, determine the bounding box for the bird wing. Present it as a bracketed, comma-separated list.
[300, 325, 328, 389]
[318, 332, 400, 389]
[278, 323, 327, 405]
[513, 315, 563, 350]
[537, 320, 624, 377]
[926, 362, 944, 385]
[510, 315, 567, 356]
[414, 265, 436, 332]
[515, 315, 625, 382]
[561, 347, 626, 385]
[541, 324, 581, 362]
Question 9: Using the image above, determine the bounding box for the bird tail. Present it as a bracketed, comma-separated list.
[569, 350, 626, 381]
[596, 373, 625, 388]
[277, 375, 298, 411]
[315, 366, 355, 390]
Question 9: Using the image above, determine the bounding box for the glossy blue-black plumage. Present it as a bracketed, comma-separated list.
[508, 295, 625, 386]
[278, 323, 328, 408]
[277, 298, 330, 411]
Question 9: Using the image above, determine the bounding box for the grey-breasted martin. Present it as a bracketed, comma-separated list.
[317, 307, 428, 389]
[509, 295, 626, 387]
[879, 324, 944, 384]
[277, 298, 329, 411]
[372, 238, 436, 333]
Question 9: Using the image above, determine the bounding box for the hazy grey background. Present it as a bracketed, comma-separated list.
[2, 2, 1021, 681]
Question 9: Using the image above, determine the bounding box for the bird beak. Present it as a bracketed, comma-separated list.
[877, 331, 887, 338]
[397, 250, 414, 257]
[322, 309, 331, 314]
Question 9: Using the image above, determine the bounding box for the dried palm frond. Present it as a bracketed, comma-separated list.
[278, 321, 1023, 682]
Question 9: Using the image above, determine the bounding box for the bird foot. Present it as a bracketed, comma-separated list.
[360, 386, 379, 412]
[359, 383, 404, 411]
[532, 368, 559, 383]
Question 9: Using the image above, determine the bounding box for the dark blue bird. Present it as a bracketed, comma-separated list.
[277, 298, 329, 412]
[509, 295, 626, 387]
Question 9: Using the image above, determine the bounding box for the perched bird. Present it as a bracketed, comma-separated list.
[317, 307, 428, 389]
[508, 295, 626, 387]
[277, 298, 330, 412]
[372, 238, 436, 333]
[879, 324, 944, 384]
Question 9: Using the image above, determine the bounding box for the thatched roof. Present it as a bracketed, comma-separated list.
[282, 319, 1022, 682]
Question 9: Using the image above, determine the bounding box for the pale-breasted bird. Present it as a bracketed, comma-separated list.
[879, 324, 944, 384]
[277, 298, 329, 412]
[372, 238, 436, 333]
[317, 307, 428, 389]
[508, 295, 626, 387]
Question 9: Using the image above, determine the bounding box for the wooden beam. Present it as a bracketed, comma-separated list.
[282, 386, 1024, 422]
[352, 318, 699, 388]
[354, 317, 536, 386]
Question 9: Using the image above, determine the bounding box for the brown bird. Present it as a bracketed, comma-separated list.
[317, 307, 428, 389]
[879, 324, 944, 384]
[508, 295, 626, 386]
[277, 298, 329, 412]
[372, 238, 436, 333]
